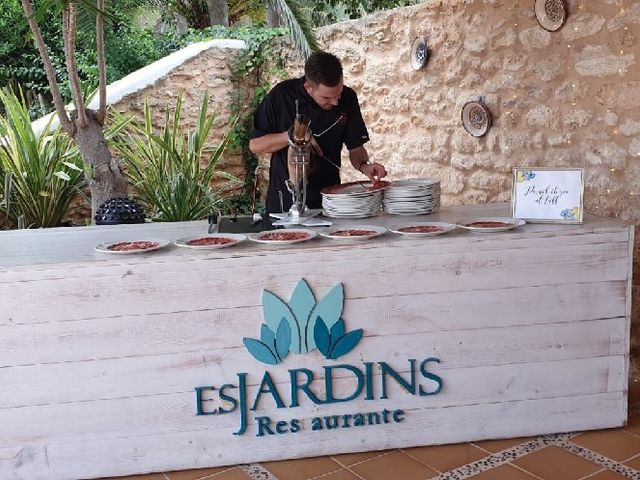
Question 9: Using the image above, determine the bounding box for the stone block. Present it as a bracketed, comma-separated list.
[518, 27, 551, 49]
[585, 142, 628, 169]
[562, 13, 606, 41]
[528, 54, 564, 81]
[563, 109, 594, 130]
[608, 2, 640, 32]
[574, 45, 636, 77]
[621, 120, 640, 136]
[630, 138, 640, 158]
[526, 106, 559, 128]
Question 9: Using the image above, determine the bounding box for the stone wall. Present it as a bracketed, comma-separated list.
[112, 43, 247, 192]
[105, 0, 640, 373]
[264, 0, 640, 373]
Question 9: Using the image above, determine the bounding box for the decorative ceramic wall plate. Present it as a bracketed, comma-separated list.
[461, 101, 492, 137]
[175, 234, 246, 249]
[410, 37, 428, 71]
[534, 0, 567, 32]
[95, 240, 170, 254]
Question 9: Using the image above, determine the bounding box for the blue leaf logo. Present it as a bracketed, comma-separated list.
[245, 279, 362, 364]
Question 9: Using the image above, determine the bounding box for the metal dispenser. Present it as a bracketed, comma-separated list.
[285, 100, 312, 219]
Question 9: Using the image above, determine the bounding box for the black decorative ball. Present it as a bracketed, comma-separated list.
[94, 197, 146, 225]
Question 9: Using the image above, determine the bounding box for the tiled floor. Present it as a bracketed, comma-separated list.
[99, 380, 640, 480]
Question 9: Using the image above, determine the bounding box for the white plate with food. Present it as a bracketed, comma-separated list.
[320, 225, 387, 241]
[457, 217, 526, 233]
[95, 239, 171, 254]
[175, 233, 246, 249]
[389, 222, 457, 237]
[248, 229, 317, 245]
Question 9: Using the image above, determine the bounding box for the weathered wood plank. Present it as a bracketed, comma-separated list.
[0, 317, 626, 408]
[0, 228, 629, 282]
[0, 392, 625, 480]
[0, 241, 629, 325]
[0, 281, 626, 366]
[0, 356, 626, 445]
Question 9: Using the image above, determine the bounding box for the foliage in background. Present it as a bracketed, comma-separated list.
[111, 92, 241, 221]
[0, 0, 162, 117]
[0, 88, 86, 228]
[173, 25, 287, 215]
[311, 0, 422, 24]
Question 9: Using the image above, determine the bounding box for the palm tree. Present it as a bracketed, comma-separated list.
[20, 0, 128, 219]
[172, 0, 319, 60]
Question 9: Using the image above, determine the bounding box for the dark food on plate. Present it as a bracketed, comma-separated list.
[186, 237, 234, 246]
[465, 221, 512, 228]
[259, 231, 310, 241]
[107, 241, 159, 251]
[398, 225, 444, 234]
[331, 229, 378, 237]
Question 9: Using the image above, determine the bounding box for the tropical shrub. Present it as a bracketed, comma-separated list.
[111, 92, 241, 221]
[0, 88, 86, 228]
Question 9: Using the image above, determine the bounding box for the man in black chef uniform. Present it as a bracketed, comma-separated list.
[249, 51, 387, 214]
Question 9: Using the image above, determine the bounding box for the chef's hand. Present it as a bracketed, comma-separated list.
[360, 162, 387, 184]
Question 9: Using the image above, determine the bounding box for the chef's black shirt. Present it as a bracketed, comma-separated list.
[251, 77, 370, 213]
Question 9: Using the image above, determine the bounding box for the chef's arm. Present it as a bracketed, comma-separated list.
[349, 145, 388, 182]
[249, 132, 289, 154]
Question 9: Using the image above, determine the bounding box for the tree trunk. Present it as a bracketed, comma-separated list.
[73, 110, 128, 220]
[207, 0, 228, 26]
[267, 5, 283, 27]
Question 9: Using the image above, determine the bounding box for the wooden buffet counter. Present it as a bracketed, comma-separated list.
[0, 203, 633, 480]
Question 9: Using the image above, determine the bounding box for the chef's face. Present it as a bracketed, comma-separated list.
[304, 80, 343, 110]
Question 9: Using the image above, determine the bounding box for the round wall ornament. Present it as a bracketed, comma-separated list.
[534, 0, 567, 32]
[410, 37, 428, 71]
[461, 101, 492, 138]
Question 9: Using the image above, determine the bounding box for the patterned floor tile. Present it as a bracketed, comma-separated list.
[465, 464, 539, 480]
[403, 443, 489, 473]
[472, 437, 531, 454]
[165, 467, 232, 480]
[331, 450, 391, 467]
[350, 450, 438, 480]
[262, 456, 342, 480]
[571, 430, 640, 462]
[512, 446, 600, 480]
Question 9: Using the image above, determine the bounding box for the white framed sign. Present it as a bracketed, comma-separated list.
[511, 167, 584, 224]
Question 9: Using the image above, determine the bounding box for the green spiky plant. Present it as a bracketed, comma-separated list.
[0, 88, 86, 228]
[111, 92, 242, 222]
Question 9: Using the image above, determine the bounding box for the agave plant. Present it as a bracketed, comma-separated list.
[111, 92, 241, 222]
[0, 88, 86, 228]
[243, 279, 363, 365]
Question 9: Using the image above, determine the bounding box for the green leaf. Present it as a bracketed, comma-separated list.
[329, 329, 363, 360]
[314, 316, 330, 357]
[262, 289, 302, 352]
[260, 323, 276, 350]
[53, 171, 71, 181]
[275, 317, 292, 361]
[309, 282, 344, 335]
[242, 338, 279, 365]
[329, 318, 345, 341]
[289, 279, 316, 352]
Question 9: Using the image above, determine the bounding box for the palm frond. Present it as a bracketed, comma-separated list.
[110, 93, 242, 222]
[0, 87, 86, 228]
[269, 0, 319, 60]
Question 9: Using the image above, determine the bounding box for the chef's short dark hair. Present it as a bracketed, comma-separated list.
[304, 51, 343, 87]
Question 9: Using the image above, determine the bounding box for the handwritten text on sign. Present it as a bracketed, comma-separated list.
[512, 168, 584, 223]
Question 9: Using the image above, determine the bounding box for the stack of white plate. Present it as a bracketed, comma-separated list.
[321, 181, 389, 218]
[383, 178, 440, 215]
